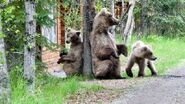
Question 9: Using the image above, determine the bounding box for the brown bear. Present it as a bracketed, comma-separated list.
[90, 8, 127, 79]
[57, 28, 83, 76]
[125, 41, 157, 77]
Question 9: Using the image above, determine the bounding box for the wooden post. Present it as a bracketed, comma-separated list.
[24, 0, 36, 93]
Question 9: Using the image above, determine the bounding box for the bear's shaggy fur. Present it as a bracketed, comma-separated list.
[125, 41, 157, 77]
[90, 8, 127, 79]
[57, 28, 83, 75]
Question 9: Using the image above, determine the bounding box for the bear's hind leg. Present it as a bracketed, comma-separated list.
[109, 56, 123, 79]
[94, 60, 113, 79]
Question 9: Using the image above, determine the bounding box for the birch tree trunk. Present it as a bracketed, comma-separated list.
[123, 0, 135, 44]
[110, 0, 116, 41]
[82, 0, 96, 76]
[0, 9, 11, 104]
[24, 0, 36, 93]
[121, 0, 125, 37]
[141, 0, 148, 35]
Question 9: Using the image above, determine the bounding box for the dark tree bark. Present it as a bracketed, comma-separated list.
[82, 0, 96, 76]
[0, 9, 11, 104]
[24, 0, 36, 93]
[141, 0, 148, 35]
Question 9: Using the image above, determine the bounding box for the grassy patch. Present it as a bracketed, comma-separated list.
[10, 70, 101, 104]
[117, 35, 185, 77]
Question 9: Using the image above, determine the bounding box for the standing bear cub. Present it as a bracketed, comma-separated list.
[125, 41, 157, 77]
[57, 28, 83, 76]
[90, 8, 127, 79]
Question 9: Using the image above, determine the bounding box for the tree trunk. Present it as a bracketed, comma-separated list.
[123, 0, 135, 44]
[110, 0, 116, 41]
[141, 0, 148, 35]
[0, 10, 11, 104]
[121, 0, 125, 36]
[82, 0, 96, 76]
[24, 0, 36, 93]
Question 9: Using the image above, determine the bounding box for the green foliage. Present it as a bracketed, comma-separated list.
[133, 0, 185, 36]
[148, 0, 185, 36]
[63, 0, 82, 30]
[1, 0, 60, 69]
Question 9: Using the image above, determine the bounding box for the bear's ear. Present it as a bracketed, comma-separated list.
[76, 31, 80, 36]
[142, 46, 147, 51]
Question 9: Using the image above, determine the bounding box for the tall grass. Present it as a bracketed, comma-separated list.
[10, 69, 102, 104]
[117, 34, 185, 76]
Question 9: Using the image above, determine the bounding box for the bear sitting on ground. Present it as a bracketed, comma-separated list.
[125, 41, 157, 77]
[90, 8, 127, 79]
[57, 28, 83, 76]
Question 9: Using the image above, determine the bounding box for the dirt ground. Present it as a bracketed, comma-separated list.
[66, 65, 185, 104]
[112, 66, 185, 104]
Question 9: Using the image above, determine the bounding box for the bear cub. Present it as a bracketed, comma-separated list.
[57, 28, 83, 76]
[125, 41, 157, 77]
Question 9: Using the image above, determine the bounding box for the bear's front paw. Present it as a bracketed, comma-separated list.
[57, 58, 64, 64]
[152, 72, 157, 76]
[126, 70, 133, 77]
[112, 51, 119, 59]
[138, 73, 145, 77]
[116, 44, 128, 57]
[115, 76, 126, 79]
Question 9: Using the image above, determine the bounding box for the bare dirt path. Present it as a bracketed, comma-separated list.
[112, 66, 185, 104]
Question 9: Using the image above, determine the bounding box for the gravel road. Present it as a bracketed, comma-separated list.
[112, 66, 185, 104]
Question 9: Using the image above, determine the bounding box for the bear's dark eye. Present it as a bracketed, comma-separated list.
[148, 52, 152, 56]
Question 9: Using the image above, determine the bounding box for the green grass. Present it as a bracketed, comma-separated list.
[116, 35, 185, 77]
[10, 70, 102, 104]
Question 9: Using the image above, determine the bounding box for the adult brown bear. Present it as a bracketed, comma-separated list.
[90, 8, 127, 79]
[125, 41, 157, 77]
